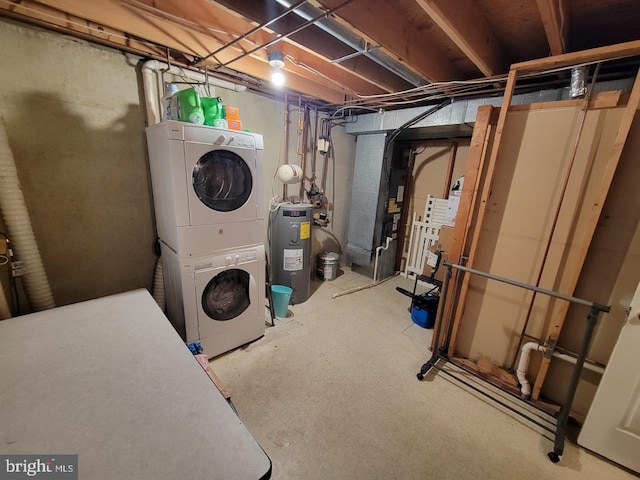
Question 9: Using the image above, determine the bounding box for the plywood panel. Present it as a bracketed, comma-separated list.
[454, 106, 625, 368]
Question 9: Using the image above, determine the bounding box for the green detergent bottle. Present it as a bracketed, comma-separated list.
[201, 96, 224, 126]
[170, 87, 205, 124]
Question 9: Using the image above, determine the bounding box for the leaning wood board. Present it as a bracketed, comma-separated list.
[530, 68, 640, 398]
[439, 40, 640, 400]
[451, 105, 626, 364]
[433, 105, 496, 351]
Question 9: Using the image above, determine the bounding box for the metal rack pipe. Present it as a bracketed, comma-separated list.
[416, 261, 610, 464]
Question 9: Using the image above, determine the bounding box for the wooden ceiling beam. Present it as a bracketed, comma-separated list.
[317, 0, 463, 82]
[212, 0, 413, 92]
[25, 0, 348, 103]
[123, 0, 386, 95]
[536, 0, 570, 55]
[414, 0, 509, 77]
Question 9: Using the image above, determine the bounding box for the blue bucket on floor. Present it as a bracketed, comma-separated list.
[271, 285, 293, 318]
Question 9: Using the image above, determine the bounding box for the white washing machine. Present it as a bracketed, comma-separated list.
[146, 121, 264, 256]
[161, 242, 265, 358]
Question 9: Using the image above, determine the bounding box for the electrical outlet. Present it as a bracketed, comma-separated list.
[317, 138, 329, 153]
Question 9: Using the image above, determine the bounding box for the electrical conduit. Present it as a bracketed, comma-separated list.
[0, 115, 55, 311]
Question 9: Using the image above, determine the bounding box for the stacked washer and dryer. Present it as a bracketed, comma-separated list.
[146, 120, 266, 357]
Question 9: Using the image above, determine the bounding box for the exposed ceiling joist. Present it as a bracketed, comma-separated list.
[2, 0, 640, 109]
[26, 0, 348, 103]
[414, 0, 509, 77]
[316, 0, 463, 82]
[123, 0, 386, 96]
[536, 0, 570, 55]
[213, 0, 413, 93]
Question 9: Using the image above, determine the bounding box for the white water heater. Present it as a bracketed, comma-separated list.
[270, 203, 313, 304]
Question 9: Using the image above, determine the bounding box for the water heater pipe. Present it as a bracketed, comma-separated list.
[282, 93, 289, 201]
[0, 115, 55, 312]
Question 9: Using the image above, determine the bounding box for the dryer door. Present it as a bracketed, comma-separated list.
[185, 142, 258, 225]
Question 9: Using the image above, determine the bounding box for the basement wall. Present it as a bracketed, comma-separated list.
[0, 17, 355, 309]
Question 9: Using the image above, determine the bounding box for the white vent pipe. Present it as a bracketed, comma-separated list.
[516, 342, 545, 399]
[0, 115, 55, 311]
[516, 341, 605, 398]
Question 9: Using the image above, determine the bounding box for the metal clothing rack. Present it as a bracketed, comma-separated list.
[417, 262, 610, 463]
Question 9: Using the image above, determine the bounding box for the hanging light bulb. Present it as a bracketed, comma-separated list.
[271, 69, 285, 87]
[268, 51, 286, 87]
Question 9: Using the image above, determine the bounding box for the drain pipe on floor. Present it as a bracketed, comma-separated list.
[332, 237, 395, 299]
[0, 115, 55, 312]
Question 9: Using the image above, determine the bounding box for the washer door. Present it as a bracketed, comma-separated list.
[185, 142, 257, 225]
[201, 268, 251, 321]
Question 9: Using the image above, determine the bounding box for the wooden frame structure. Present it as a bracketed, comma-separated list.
[435, 39, 640, 400]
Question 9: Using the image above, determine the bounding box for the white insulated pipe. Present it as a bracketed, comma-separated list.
[152, 257, 166, 312]
[0, 115, 55, 312]
[374, 236, 393, 284]
[516, 341, 545, 398]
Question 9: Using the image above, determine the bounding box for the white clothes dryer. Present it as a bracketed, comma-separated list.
[146, 121, 265, 256]
[161, 242, 265, 358]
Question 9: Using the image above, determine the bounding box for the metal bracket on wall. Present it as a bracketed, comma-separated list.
[544, 339, 557, 359]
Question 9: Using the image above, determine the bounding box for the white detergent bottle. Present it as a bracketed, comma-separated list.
[162, 83, 179, 121]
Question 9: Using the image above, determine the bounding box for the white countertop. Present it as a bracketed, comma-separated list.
[0, 289, 271, 479]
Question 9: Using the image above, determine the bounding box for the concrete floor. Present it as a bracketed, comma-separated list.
[211, 270, 635, 480]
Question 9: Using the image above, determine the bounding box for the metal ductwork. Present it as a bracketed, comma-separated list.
[274, 0, 426, 87]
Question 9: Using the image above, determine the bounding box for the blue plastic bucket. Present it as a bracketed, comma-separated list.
[271, 285, 293, 318]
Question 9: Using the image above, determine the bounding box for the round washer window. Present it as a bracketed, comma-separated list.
[202, 269, 251, 321]
[192, 150, 252, 212]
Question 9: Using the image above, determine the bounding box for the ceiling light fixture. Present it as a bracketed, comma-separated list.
[268, 51, 286, 87]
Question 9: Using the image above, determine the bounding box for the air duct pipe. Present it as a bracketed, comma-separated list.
[332, 237, 394, 299]
[275, 0, 424, 86]
[0, 115, 55, 312]
[152, 257, 165, 311]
